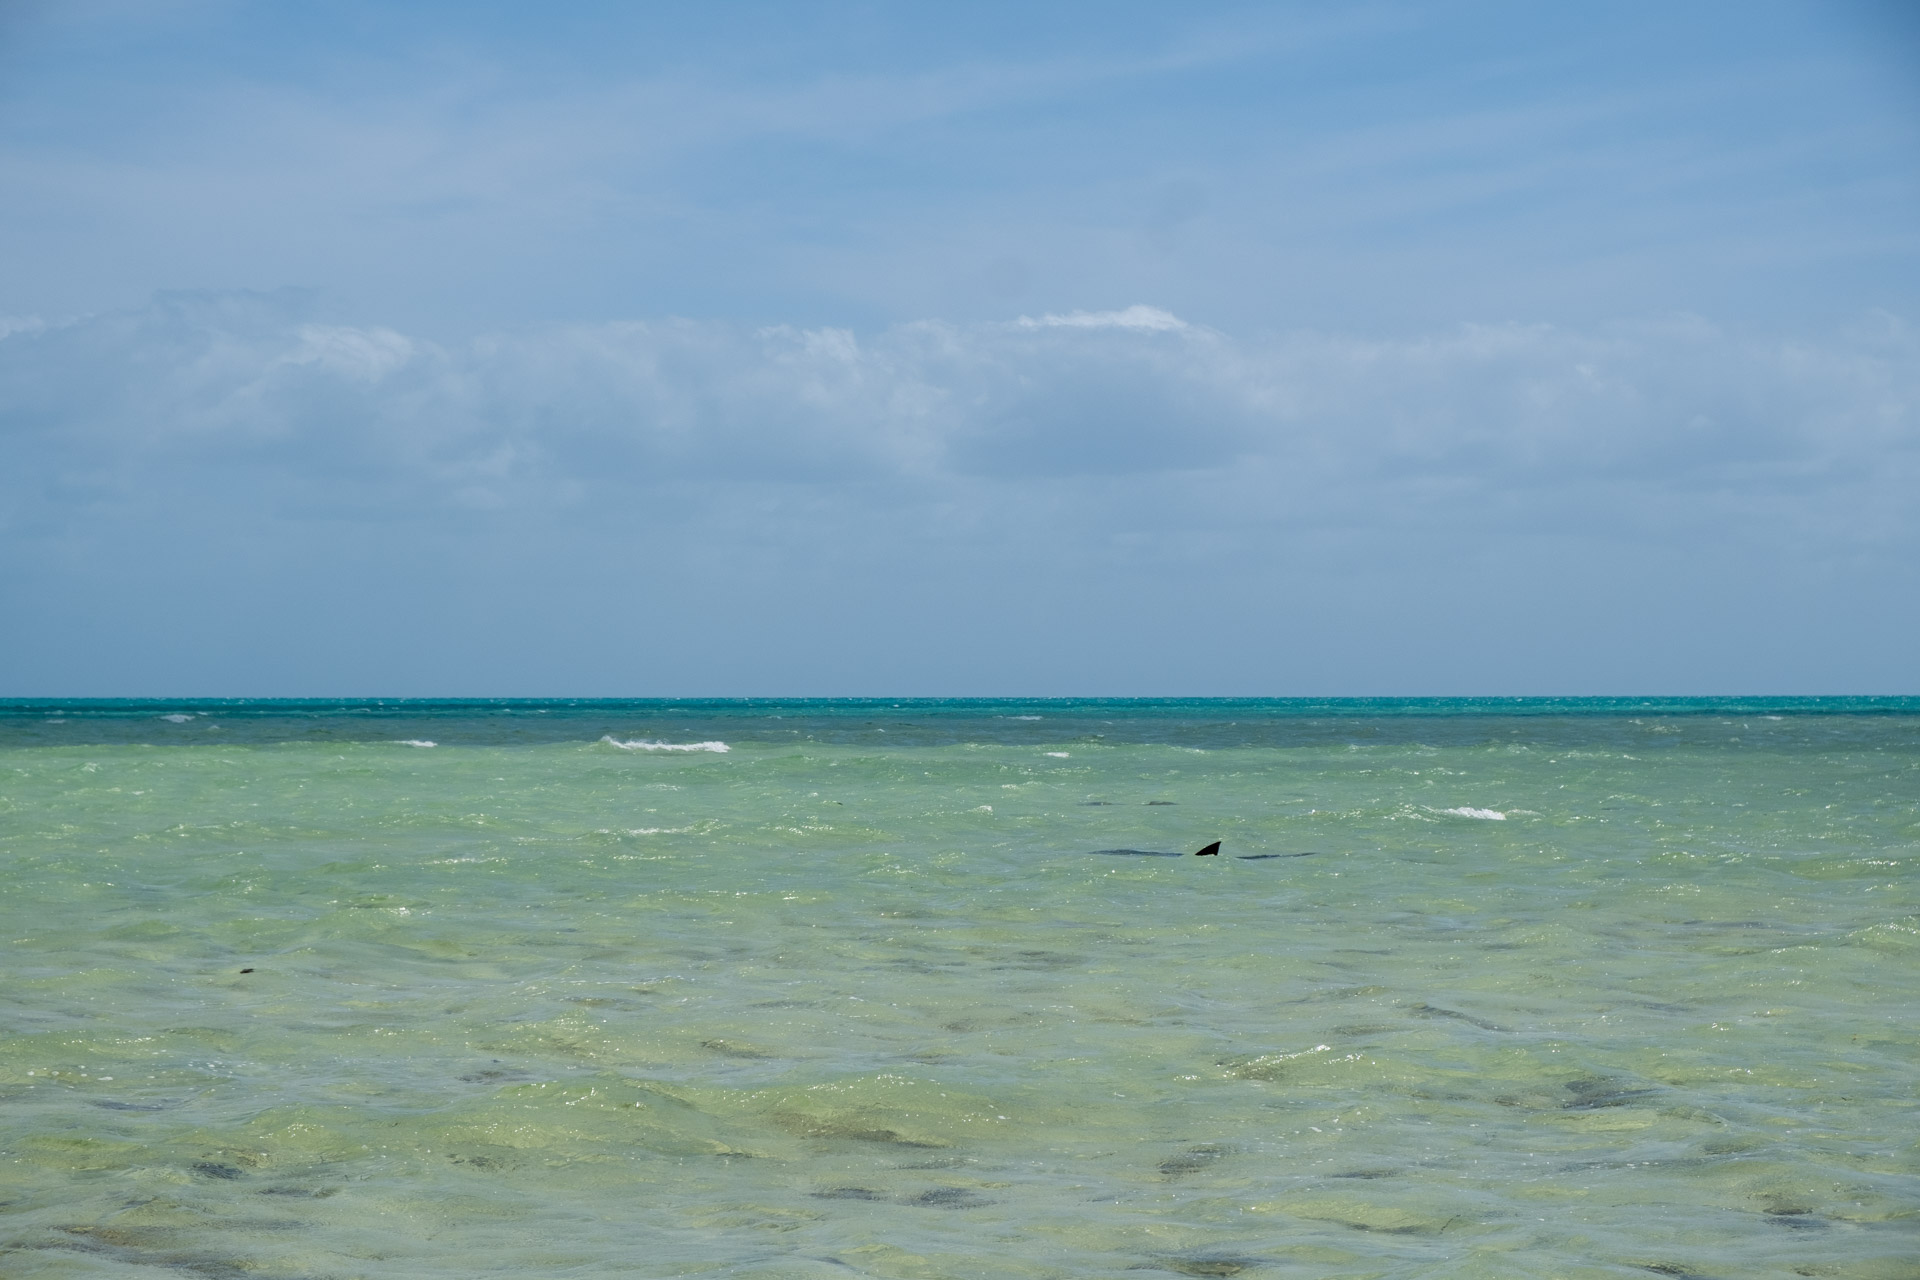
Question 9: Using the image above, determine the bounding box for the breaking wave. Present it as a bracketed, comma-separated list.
[601, 736, 730, 753]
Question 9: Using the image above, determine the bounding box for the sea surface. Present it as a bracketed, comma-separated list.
[1, 698, 1916, 1279]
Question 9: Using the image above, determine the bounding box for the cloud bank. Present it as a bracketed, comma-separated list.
[2, 294, 1916, 693]
[6, 293, 1913, 529]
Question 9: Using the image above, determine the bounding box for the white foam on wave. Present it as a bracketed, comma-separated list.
[159, 713, 195, 723]
[398, 740, 437, 748]
[1044, 751, 1070, 758]
[601, 736, 730, 753]
[1440, 806, 1506, 820]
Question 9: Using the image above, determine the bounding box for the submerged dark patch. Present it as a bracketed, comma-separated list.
[1136, 1256, 1264, 1277]
[191, 1161, 244, 1180]
[1409, 1002, 1508, 1032]
[56, 1227, 263, 1280]
[909, 1187, 991, 1209]
[448, 1153, 511, 1171]
[809, 1185, 990, 1209]
[1563, 1077, 1658, 1110]
[1089, 848, 1180, 857]
[458, 1063, 532, 1083]
[1158, 1144, 1230, 1177]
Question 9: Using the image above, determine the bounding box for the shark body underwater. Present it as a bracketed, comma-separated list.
[1087, 842, 1320, 860]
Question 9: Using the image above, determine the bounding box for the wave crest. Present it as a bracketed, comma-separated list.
[601, 736, 730, 753]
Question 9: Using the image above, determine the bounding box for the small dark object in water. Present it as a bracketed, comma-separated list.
[239, 968, 253, 974]
[1194, 842, 1220, 856]
[1147, 800, 1177, 805]
[1236, 852, 1318, 860]
[812, 1187, 887, 1201]
[192, 1161, 244, 1180]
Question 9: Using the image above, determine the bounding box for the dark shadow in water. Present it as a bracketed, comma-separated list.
[1236, 852, 1318, 860]
[53, 1225, 303, 1280]
[810, 1186, 991, 1209]
[1158, 1144, 1231, 1178]
[457, 1060, 533, 1084]
[1562, 1077, 1659, 1110]
[908, 1188, 991, 1209]
[1132, 1256, 1266, 1276]
[191, 1162, 244, 1180]
[1409, 1002, 1508, 1032]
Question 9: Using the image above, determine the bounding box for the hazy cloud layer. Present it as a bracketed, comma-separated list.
[3, 294, 1915, 695]
[6, 294, 1914, 546]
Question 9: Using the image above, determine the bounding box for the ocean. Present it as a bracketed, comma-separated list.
[2, 699, 1915, 1278]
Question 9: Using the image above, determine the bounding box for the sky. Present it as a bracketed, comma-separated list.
[2, 0, 1917, 695]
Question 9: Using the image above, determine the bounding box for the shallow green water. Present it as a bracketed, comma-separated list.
[2, 701, 1916, 1278]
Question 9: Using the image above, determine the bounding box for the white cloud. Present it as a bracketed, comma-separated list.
[2, 296, 1914, 555]
[3, 294, 1916, 693]
[1016, 305, 1190, 332]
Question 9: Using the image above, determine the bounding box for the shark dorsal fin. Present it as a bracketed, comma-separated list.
[1193, 841, 1221, 856]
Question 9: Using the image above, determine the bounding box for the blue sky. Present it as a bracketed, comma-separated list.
[2, 1, 1917, 694]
